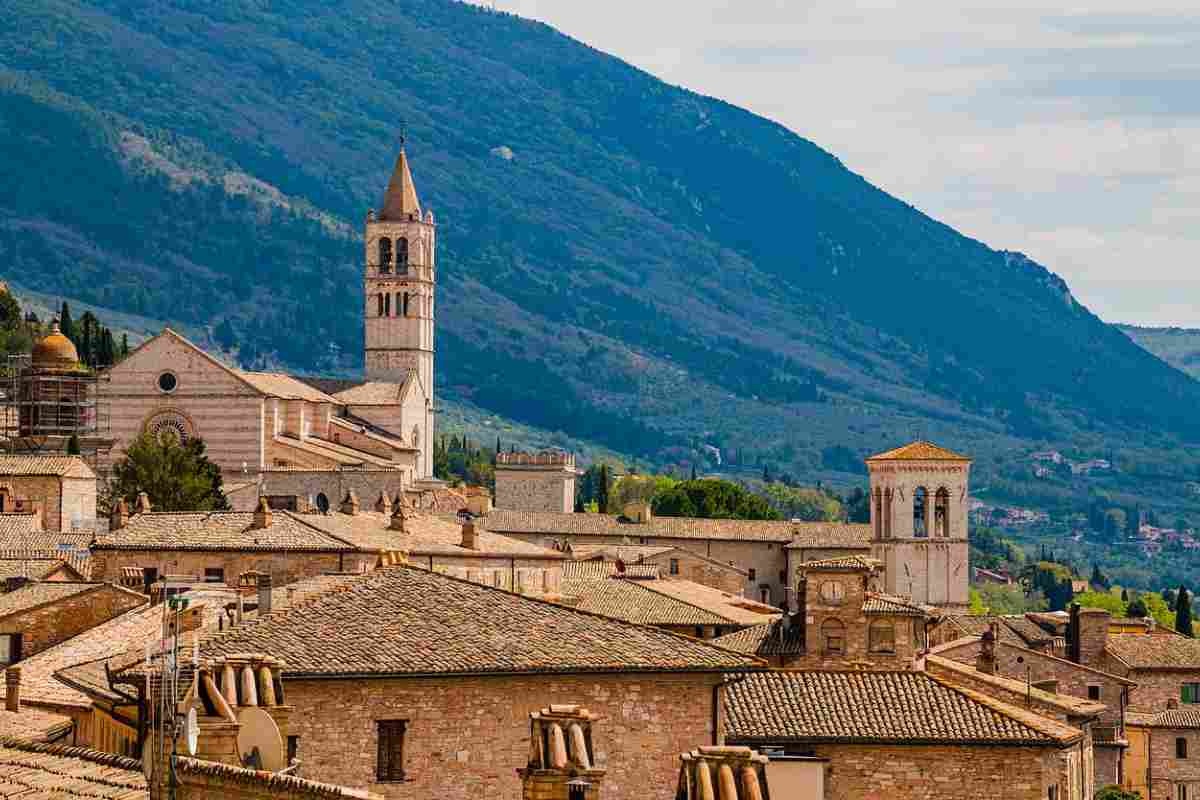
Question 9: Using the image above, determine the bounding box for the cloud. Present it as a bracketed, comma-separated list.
[474, 0, 1200, 326]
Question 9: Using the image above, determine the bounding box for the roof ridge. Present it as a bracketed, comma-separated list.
[924, 672, 1082, 744]
[0, 734, 144, 773]
[614, 576, 746, 625]
[278, 511, 367, 551]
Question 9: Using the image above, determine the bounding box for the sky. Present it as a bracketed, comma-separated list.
[474, 0, 1198, 327]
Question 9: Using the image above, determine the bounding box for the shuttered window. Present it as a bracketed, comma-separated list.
[376, 720, 407, 782]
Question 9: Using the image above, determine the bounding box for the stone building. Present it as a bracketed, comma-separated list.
[1125, 705, 1200, 800]
[675, 746, 771, 800]
[100, 146, 439, 497]
[721, 670, 1089, 800]
[0, 455, 97, 533]
[566, 543, 749, 594]
[0, 582, 145, 663]
[169, 564, 759, 800]
[495, 451, 578, 513]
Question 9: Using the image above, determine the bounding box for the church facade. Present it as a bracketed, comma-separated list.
[99, 148, 438, 503]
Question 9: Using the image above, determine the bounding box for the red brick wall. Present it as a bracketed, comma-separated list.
[0, 584, 145, 659]
[807, 743, 1064, 800]
[284, 672, 720, 800]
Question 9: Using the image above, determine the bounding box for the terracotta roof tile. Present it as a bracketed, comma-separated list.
[272, 435, 399, 468]
[0, 516, 40, 539]
[635, 580, 779, 625]
[196, 565, 760, 676]
[862, 593, 929, 617]
[1107, 632, 1200, 669]
[926, 655, 1107, 717]
[568, 545, 749, 576]
[0, 583, 136, 622]
[482, 511, 870, 546]
[561, 561, 659, 579]
[298, 511, 563, 558]
[174, 755, 375, 798]
[0, 708, 73, 742]
[0, 456, 95, 478]
[799, 555, 881, 572]
[723, 671, 1081, 745]
[0, 736, 146, 798]
[93, 511, 361, 552]
[562, 577, 767, 627]
[712, 621, 806, 657]
[0, 559, 78, 583]
[232, 370, 339, 402]
[867, 441, 971, 462]
[332, 380, 410, 406]
[940, 615, 1055, 647]
[1127, 708, 1200, 729]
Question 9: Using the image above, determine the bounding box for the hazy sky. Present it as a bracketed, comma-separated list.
[475, 1, 1198, 327]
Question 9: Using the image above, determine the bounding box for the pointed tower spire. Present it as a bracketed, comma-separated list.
[378, 146, 421, 221]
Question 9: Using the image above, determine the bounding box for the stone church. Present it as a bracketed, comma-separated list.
[100, 148, 439, 507]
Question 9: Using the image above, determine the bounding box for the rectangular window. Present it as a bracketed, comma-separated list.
[1087, 685, 1101, 701]
[376, 720, 407, 782]
[0, 634, 21, 666]
[1179, 738, 1189, 759]
[204, 568, 225, 583]
[1179, 785, 1188, 800]
[748, 568, 756, 581]
[1183, 684, 1200, 704]
[669, 559, 680, 576]
[287, 736, 299, 766]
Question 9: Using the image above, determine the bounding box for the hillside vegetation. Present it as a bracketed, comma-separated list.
[3, 0, 1200, 528]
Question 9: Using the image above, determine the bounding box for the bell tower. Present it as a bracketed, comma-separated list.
[363, 144, 436, 477]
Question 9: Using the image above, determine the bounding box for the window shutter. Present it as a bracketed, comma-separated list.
[1184, 685, 1195, 704]
[12, 633, 21, 664]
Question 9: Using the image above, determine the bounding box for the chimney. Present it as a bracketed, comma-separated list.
[251, 497, 273, 530]
[340, 490, 359, 516]
[135, 492, 152, 515]
[375, 491, 393, 515]
[110, 498, 130, 532]
[1169, 698, 1180, 710]
[5, 667, 20, 713]
[976, 623, 998, 675]
[461, 517, 478, 550]
[1067, 603, 1081, 664]
[623, 501, 652, 524]
[257, 574, 273, 616]
[389, 503, 408, 533]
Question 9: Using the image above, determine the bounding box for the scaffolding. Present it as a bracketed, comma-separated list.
[0, 353, 112, 464]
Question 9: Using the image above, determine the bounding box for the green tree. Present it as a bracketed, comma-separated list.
[653, 479, 780, 520]
[1095, 786, 1142, 800]
[1177, 586, 1194, 637]
[105, 433, 230, 512]
[66, 434, 81, 456]
[759, 483, 841, 522]
[1090, 563, 1109, 590]
[59, 301, 75, 343]
[0, 287, 20, 332]
[1126, 594, 1149, 619]
[976, 583, 1047, 615]
[597, 464, 610, 514]
[1073, 590, 1126, 616]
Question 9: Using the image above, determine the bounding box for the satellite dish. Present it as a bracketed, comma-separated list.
[237, 707, 284, 772]
[184, 707, 199, 756]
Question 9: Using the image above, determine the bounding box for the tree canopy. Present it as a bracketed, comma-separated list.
[652, 479, 781, 521]
[106, 433, 230, 512]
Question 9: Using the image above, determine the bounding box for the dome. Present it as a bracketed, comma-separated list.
[31, 323, 80, 370]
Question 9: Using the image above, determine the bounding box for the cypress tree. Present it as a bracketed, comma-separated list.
[597, 464, 610, 514]
[1177, 586, 1194, 637]
[66, 434, 81, 455]
[120, 333, 129, 358]
[59, 302, 75, 343]
[690, 463, 697, 481]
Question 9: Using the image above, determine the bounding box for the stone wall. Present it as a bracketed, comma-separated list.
[1077, 608, 1111, 668]
[805, 743, 1064, 800]
[89, 549, 373, 588]
[408, 554, 562, 597]
[1145, 726, 1200, 800]
[284, 672, 719, 800]
[1112, 666, 1192, 712]
[645, 550, 745, 594]
[257, 470, 412, 513]
[0, 584, 145, 659]
[494, 468, 575, 514]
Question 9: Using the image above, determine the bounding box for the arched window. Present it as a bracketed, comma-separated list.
[883, 488, 893, 538]
[378, 238, 392, 273]
[315, 493, 330, 514]
[935, 488, 951, 537]
[869, 620, 896, 653]
[412, 425, 420, 449]
[913, 487, 929, 538]
[403, 292, 410, 317]
[821, 618, 845, 655]
[396, 237, 409, 273]
[376, 294, 385, 317]
[873, 487, 883, 538]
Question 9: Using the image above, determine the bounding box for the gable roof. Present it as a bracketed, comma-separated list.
[0, 582, 142, 623]
[1106, 632, 1200, 670]
[0, 516, 39, 540]
[568, 544, 750, 576]
[93, 510, 361, 552]
[936, 614, 1057, 648]
[481, 510, 870, 546]
[1127, 708, 1200, 729]
[0, 558, 82, 583]
[930, 635, 1136, 685]
[799, 555, 881, 572]
[0, 707, 73, 743]
[0, 737, 146, 798]
[0, 456, 95, 479]
[378, 147, 421, 220]
[562, 576, 778, 628]
[866, 441, 971, 462]
[926, 655, 1107, 718]
[195, 565, 760, 677]
[298, 511, 564, 558]
[723, 671, 1081, 746]
[712, 621, 806, 657]
[863, 593, 930, 617]
[332, 380, 413, 406]
[562, 561, 660, 580]
[233, 370, 340, 403]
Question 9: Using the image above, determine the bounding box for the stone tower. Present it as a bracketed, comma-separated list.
[866, 441, 971, 610]
[363, 146, 436, 477]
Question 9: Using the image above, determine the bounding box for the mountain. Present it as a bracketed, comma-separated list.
[1120, 326, 1200, 381]
[3, 0, 1200, 507]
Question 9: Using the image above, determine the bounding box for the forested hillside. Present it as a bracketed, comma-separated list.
[3, 0, 1200, 517]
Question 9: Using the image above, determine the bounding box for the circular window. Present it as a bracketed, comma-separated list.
[145, 411, 193, 446]
[157, 372, 178, 393]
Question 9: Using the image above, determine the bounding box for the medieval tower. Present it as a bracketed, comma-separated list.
[363, 146, 436, 476]
[866, 442, 971, 610]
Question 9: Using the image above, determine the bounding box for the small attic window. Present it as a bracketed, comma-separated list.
[157, 372, 178, 393]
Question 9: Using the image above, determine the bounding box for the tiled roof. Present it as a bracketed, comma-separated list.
[233, 370, 340, 402]
[378, 147, 422, 220]
[866, 441, 971, 462]
[561, 561, 659, 579]
[1127, 708, 1200, 729]
[298, 511, 563, 558]
[273, 435, 398, 468]
[332, 380, 409, 406]
[635, 580, 779, 625]
[560, 577, 731, 627]
[799, 555, 881, 572]
[926, 655, 1106, 718]
[53, 654, 135, 705]
[0, 516, 39, 539]
[569, 544, 750, 576]
[1107, 632, 1200, 670]
[862, 593, 929, 617]
[291, 377, 362, 396]
[0, 583, 137, 622]
[328, 416, 408, 449]
[722, 671, 1081, 746]
[196, 565, 760, 676]
[0, 558, 78, 583]
[0, 528, 91, 553]
[0, 455, 95, 478]
[0, 736, 146, 798]
[940, 615, 1055, 647]
[1, 587, 233, 709]
[713, 621, 806, 657]
[482, 510, 870, 546]
[174, 755, 375, 798]
[0, 708, 73, 742]
[93, 511, 361, 552]
[929, 635, 1136, 685]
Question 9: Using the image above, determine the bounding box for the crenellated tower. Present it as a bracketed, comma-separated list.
[363, 145, 436, 476]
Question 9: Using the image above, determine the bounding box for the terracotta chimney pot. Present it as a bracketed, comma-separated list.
[251, 497, 273, 530]
[135, 492, 152, 515]
[5, 668, 20, 713]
